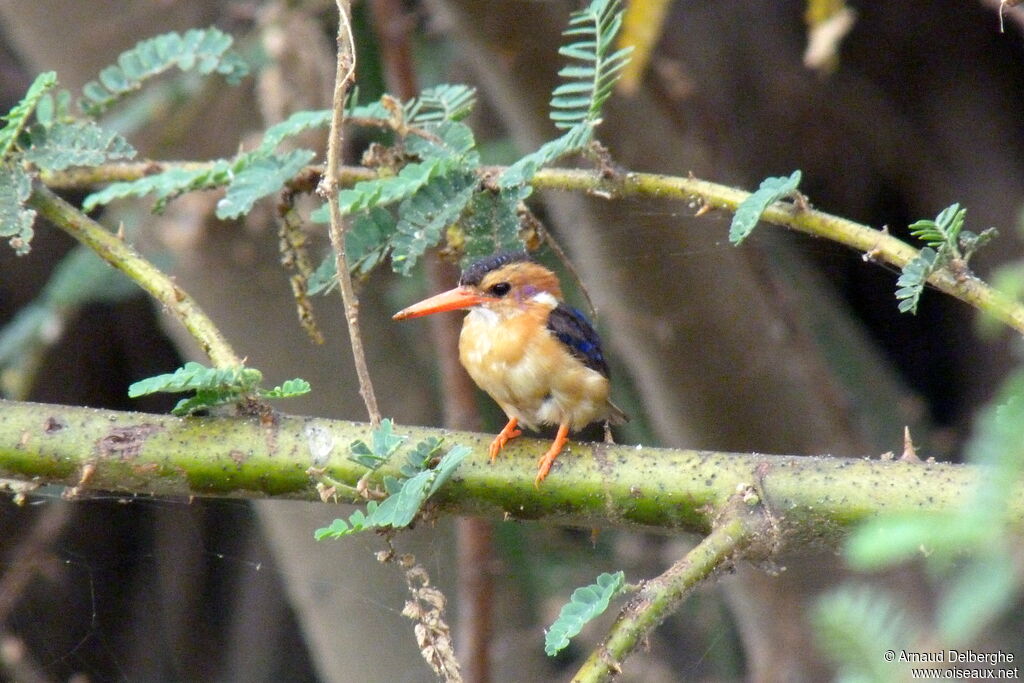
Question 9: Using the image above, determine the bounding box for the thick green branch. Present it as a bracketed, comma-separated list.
[1, 399, 1020, 541]
[26, 185, 241, 368]
[573, 504, 763, 682]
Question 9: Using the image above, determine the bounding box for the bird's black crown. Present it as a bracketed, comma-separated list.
[459, 250, 532, 287]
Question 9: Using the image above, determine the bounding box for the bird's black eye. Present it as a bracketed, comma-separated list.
[488, 282, 512, 297]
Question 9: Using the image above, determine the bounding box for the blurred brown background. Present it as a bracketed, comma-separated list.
[1, 0, 1022, 680]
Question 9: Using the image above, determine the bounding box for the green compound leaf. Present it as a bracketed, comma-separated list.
[497, 0, 630, 189]
[260, 378, 312, 399]
[83, 162, 232, 213]
[129, 362, 309, 415]
[400, 437, 445, 477]
[320, 157, 456, 216]
[0, 71, 56, 161]
[729, 170, 802, 245]
[391, 168, 477, 275]
[425, 444, 470, 497]
[128, 361, 263, 398]
[128, 361, 265, 415]
[80, 28, 249, 117]
[34, 89, 72, 128]
[312, 506, 375, 540]
[908, 203, 965, 251]
[314, 442, 470, 540]
[404, 121, 478, 161]
[812, 586, 914, 683]
[347, 206, 397, 277]
[23, 120, 135, 171]
[348, 418, 407, 470]
[460, 185, 529, 264]
[0, 164, 35, 255]
[405, 84, 477, 124]
[545, 571, 626, 656]
[170, 389, 243, 415]
[256, 109, 331, 154]
[895, 247, 938, 314]
[498, 123, 593, 189]
[216, 149, 315, 219]
[307, 208, 397, 295]
[550, 0, 632, 130]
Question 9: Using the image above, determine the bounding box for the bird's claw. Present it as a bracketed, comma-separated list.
[534, 453, 557, 487]
[488, 421, 522, 462]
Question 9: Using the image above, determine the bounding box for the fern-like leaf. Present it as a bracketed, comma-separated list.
[216, 149, 315, 219]
[390, 169, 477, 275]
[33, 89, 72, 128]
[908, 203, 965, 251]
[24, 120, 135, 171]
[550, 0, 633, 129]
[83, 162, 232, 214]
[729, 170, 802, 245]
[405, 84, 477, 124]
[80, 28, 249, 117]
[348, 418, 407, 470]
[307, 208, 398, 293]
[545, 571, 626, 656]
[0, 164, 35, 255]
[812, 587, 914, 683]
[313, 509, 374, 540]
[498, 123, 593, 189]
[348, 207, 396, 277]
[404, 121, 478, 161]
[895, 247, 937, 314]
[333, 158, 459, 216]
[459, 186, 529, 263]
[256, 109, 332, 154]
[314, 441, 470, 539]
[0, 71, 56, 161]
[261, 378, 312, 399]
[128, 361, 262, 398]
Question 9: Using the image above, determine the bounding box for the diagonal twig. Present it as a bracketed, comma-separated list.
[572, 496, 771, 681]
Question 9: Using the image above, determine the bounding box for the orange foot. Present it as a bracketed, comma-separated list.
[535, 423, 570, 487]
[488, 417, 522, 463]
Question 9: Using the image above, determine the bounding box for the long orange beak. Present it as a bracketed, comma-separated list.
[392, 286, 494, 320]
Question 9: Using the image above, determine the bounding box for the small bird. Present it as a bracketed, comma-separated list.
[393, 251, 626, 485]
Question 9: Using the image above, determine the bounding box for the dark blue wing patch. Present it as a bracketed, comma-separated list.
[547, 303, 610, 377]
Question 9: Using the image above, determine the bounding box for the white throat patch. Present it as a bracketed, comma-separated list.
[530, 291, 558, 308]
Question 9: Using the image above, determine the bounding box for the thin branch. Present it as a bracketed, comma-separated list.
[40, 162, 378, 190]
[528, 168, 1024, 337]
[38, 162, 1024, 337]
[26, 184, 241, 368]
[1, 399, 1021, 535]
[572, 502, 766, 681]
[318, 0, 382, 425]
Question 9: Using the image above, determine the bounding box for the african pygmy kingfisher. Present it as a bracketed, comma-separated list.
[393, 251, 626, 486]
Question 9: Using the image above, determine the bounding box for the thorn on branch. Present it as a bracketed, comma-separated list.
[900, 426, 921, 463]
